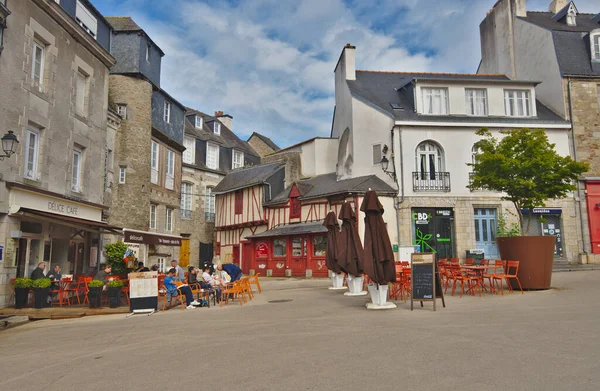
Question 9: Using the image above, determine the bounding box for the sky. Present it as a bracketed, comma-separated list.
[93, 0, 598, 148]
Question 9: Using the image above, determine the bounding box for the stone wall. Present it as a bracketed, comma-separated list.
[248, 136, 276, 157]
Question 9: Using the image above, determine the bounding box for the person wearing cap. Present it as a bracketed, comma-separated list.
[164, 268, 199, 309]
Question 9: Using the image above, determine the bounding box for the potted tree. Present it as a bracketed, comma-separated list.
[107, 280, 124, 308]
[32, 278, 52, 309]
[87, 280, 104, 308]
[468, 128, 588, 289]
[14, 277, 32, 309]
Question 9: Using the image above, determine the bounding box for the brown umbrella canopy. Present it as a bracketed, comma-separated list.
[361, 190, 396, 285]
[323, 211, 342, 274]
[337, 202, 364, 277]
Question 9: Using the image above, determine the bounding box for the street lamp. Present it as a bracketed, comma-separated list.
[0, 131, 19, 160]
[380, 155, 396, 180]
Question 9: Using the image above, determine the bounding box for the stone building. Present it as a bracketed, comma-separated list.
[104, 16, 186, 271]
[478, 0, 600, 262]
[247, 132, 280, 157]
[180, 108, 260, 267]
[332, 44, 577, 262]
[0, 0, 118, 306]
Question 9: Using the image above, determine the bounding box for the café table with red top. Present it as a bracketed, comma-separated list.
[50, 278, 73, 306]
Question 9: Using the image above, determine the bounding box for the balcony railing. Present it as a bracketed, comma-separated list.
[413, 172, 451, 192]
[205, 212, 215, 222]
[180, 209, 192, 220]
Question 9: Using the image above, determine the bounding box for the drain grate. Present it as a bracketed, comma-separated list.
[268, 299, 293, 304]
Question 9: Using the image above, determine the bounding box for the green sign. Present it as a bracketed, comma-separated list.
[392, 244, 398, 252]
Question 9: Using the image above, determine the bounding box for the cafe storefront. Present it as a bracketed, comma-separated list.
[0, 183, 122, 306]
[245, 222, 328, 277]
[411, 207, 455, 260]
[123, 229, 183, 272]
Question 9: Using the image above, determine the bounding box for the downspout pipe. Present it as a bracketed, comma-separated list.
[568, 77, 589, 262]
[390, 125, 404, 256]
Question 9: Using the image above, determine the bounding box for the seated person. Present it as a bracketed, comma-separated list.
[187, 267, 212, 290]
[201, 266, 222, 300]
[150, 264, 160, 272]
[47, 265, 62, 281]
[30, 262, 46, 280]
[219, 263, 243, 282]
[135, 262, 150, 272]
[164, 268, 199, 309]
[215, 266, 231, 285]
[94, 264, 112, 283]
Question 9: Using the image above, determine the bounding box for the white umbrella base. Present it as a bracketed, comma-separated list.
[344, 291, 368, 296]
[344, 274, 366, 296]
[329, 287, 348, 291]
[329, 273, 346, 290]
[366, 302, 397, 310]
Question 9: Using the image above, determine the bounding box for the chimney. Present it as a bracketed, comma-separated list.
[335, 43, 356, 81]
[215, 111, 233, 130]
[513, 0, 526, 17]
[549, 0, 568, 14]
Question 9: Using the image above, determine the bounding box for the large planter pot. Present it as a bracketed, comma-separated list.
[34, 288, 49, 309]
[14, 288, 29, 309]
[496, 236, 555, 290]
[107, 287, 121, 308]
[88, 287, 103, 308]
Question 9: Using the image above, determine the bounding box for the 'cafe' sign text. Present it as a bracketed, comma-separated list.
[48, 201, 78, 216]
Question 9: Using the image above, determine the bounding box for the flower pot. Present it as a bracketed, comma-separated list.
[88, 287, 103, 308]
[328, 273, 347, 290]
[14, 288, 29, 309]
[34, 288, 49, 309]
[108, 287, 121, 308]
[343, 274, 367, 296]
[496, 236, 555, 290]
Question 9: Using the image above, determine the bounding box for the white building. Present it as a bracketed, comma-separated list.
[332, 44, 578, 262]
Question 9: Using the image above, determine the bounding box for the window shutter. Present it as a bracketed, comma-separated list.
[372, 144, 382, 165]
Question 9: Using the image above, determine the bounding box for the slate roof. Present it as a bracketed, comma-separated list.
[518, 10, 600, 76]
[105, 16, 141, 31]
[246, 222, 327, 239]
[184, 108, 258, 157]
[347, 71, 570, 124]
[212, 162, 285, 194]
[265, 172, 397, 205]
[248, 132, 280, 151]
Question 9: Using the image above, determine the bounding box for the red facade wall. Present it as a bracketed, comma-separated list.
[586, 182, 600, 254]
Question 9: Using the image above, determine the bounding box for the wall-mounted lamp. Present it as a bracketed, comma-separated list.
[380, 155, 396, 180]
[0, 131, 19, 160]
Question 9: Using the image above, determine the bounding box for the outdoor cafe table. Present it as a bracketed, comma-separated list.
[51, 278, 73, 306]
[460, 265, 501, 295]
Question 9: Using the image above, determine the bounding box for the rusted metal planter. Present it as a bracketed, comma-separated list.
[496, 236, 556, 290]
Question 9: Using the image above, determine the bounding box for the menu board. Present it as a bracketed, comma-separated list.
[128, 271, 159, 311]
[410, 253, 445, 311]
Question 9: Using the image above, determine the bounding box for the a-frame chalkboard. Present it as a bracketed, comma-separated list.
[411, 253, 446, 311]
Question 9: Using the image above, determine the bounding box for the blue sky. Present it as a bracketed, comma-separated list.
[93, 0, 598, 148]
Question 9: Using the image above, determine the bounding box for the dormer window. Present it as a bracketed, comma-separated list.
[213, 121, 221, 135]
[566, 3, 577, 26]
[75, 0, 97, 39]
[593, 33, 600, 60]
[195, 115, 203, 129]
[422, 87, 449, 115]
[504, 90, 531, 117]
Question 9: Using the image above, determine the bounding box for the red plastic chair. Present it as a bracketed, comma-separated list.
[493, 260, 523, 295]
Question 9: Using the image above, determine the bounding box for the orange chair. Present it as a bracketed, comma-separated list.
[480, 259, 490, 266]
[448, 264, 479, 298]
[81, 277, 93, 307]
[121, 279, 130, 306]
[493, 260, 523, 295]
[247, 273, 262, 294]
[220, 281, 246, 307]
[401, 261, 409, 267]
[465, 258, 475, 265]
[449, 258, 460, 264]
[8, 278, 16, 306]
[389, 265, 404, 300]
[160, 282, 186, 311]
[401, 268, 412, 302]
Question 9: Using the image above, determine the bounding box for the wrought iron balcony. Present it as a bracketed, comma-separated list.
[412, 172, 451, 192]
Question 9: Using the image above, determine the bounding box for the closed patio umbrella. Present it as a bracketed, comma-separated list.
[323, 211, 342, 274]
[361, 190, 396, 285]
[337, 202, 364, 277]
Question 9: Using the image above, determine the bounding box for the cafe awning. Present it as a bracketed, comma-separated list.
[246, 221, 328, 239]
[16, 208, 123, 234]
[123, 229, 183, 246]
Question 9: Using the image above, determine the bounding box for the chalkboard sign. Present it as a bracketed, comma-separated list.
[411, 253, 445, 311]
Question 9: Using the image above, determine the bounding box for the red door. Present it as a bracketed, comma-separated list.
[586, 182, 600, 254]
[232, 245, 240, 265]
[242, 242, 252, 275]
[290, 237, 307, 276]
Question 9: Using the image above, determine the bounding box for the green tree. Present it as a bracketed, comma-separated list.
[104, 241, 129, 274]
[468, 128, 589, 235]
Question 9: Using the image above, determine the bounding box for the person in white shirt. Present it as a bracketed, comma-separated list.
[201, 265, 222, 302]
[215, 265, 231, 285]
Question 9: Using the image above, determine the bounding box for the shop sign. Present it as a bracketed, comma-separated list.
[124, 230, 182, 246]
[257, 263, 267, 269]
[436, 209, 452, 217]
[9, 187, 102, 221]
[412, 212, 431, 225]
[522, 208, 562, 215]
[276, 261, 285, 269]
[47, 201, 78, 216]
[255, 241, 269, 258]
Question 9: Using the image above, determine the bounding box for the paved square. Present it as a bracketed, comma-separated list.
[2, 271, 600, 391]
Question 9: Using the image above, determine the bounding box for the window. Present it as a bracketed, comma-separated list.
[205, 186, 215, 222]
[234, 190, 243, 215]
[422, 87, 448, 115]
[157, 257, 166, 272]
[206, 143, 219, 170]
[165, 208, 173, 232]
[24, 127, 40, 180]
[180, 183, 192, 219]
[32, 41, 45, 89]
[593, 35, 600, 60]
[372, 144, 382, 165]
[75, 0, 97, 39]
[71, 149, 82, 192]
[213, 121, 221, 135]
[465, 89, 488, 116]
[195, 116, 203, 129]
[151, 141, 159, 184]
[232, 150, 244, 169]
[313, 236, 327, 257]
[146, 43, 151, 62]
[415, 141, 444, 179]
[183, 137, 195, 164]
[165, 149, 174, 190]
[117, 104, 127, 119]
[164, 101, 171, 123]
[273, 238, 286, 257]
[149, 204, 157, 229]
[471, 145, 480, 167]
[504, 90, 531, 117]
[290, 197, 301, 219]
[75, 70, 87, 116]
[118, 166, 126, 184]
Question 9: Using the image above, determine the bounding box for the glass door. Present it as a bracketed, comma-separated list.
[474, 208, 498, 259]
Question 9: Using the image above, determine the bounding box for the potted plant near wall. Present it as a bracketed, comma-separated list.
[14, 277, 32, 309]
[107, 280, 124, 308]
[87, 280, 105, 308]
[468, 128, 588, 289]
[32, 278, 52, 309]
